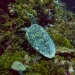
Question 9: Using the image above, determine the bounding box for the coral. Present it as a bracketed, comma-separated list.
[0, 0, 75, 75]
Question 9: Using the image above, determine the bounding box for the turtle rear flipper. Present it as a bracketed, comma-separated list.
[34, 51, 42, 61]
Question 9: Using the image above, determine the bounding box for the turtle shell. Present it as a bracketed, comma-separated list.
[26, 24, 56, 58]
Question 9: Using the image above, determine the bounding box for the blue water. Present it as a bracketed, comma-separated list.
[61, 0, 75, 13]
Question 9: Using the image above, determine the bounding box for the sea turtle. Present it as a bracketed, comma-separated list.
[20, 13, 56, 59]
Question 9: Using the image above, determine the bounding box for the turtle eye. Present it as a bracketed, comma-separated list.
[29, 14, 34, 19]
[31, 16, 33, 19]
[29, 14, 31, 17]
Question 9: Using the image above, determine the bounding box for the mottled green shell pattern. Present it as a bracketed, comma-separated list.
[26, 24, 56, 58]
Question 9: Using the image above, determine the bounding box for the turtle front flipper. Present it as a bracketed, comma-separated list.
[20, 27, 28, 32]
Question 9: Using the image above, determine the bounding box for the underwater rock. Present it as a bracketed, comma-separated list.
[0, 0, 17, 18]
[64, 71, 70, 75]
[20, 13, 56, 58]
[6, 45, 12, 51]
[38, 10, 55, 26]
[0, 46, 4, 55]
[54, 58, 66, 67]
[0, 9, 6, 24]
[56, 47, 74, 57]
[23, 54, 30, 65]
[0, 16, 6, 24]
[7, 4, 18, 18]
[0, 39, 11, 55]
[56, 52, 73, 57]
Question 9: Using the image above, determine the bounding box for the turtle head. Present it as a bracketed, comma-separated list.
[27, 13, 37, 24]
